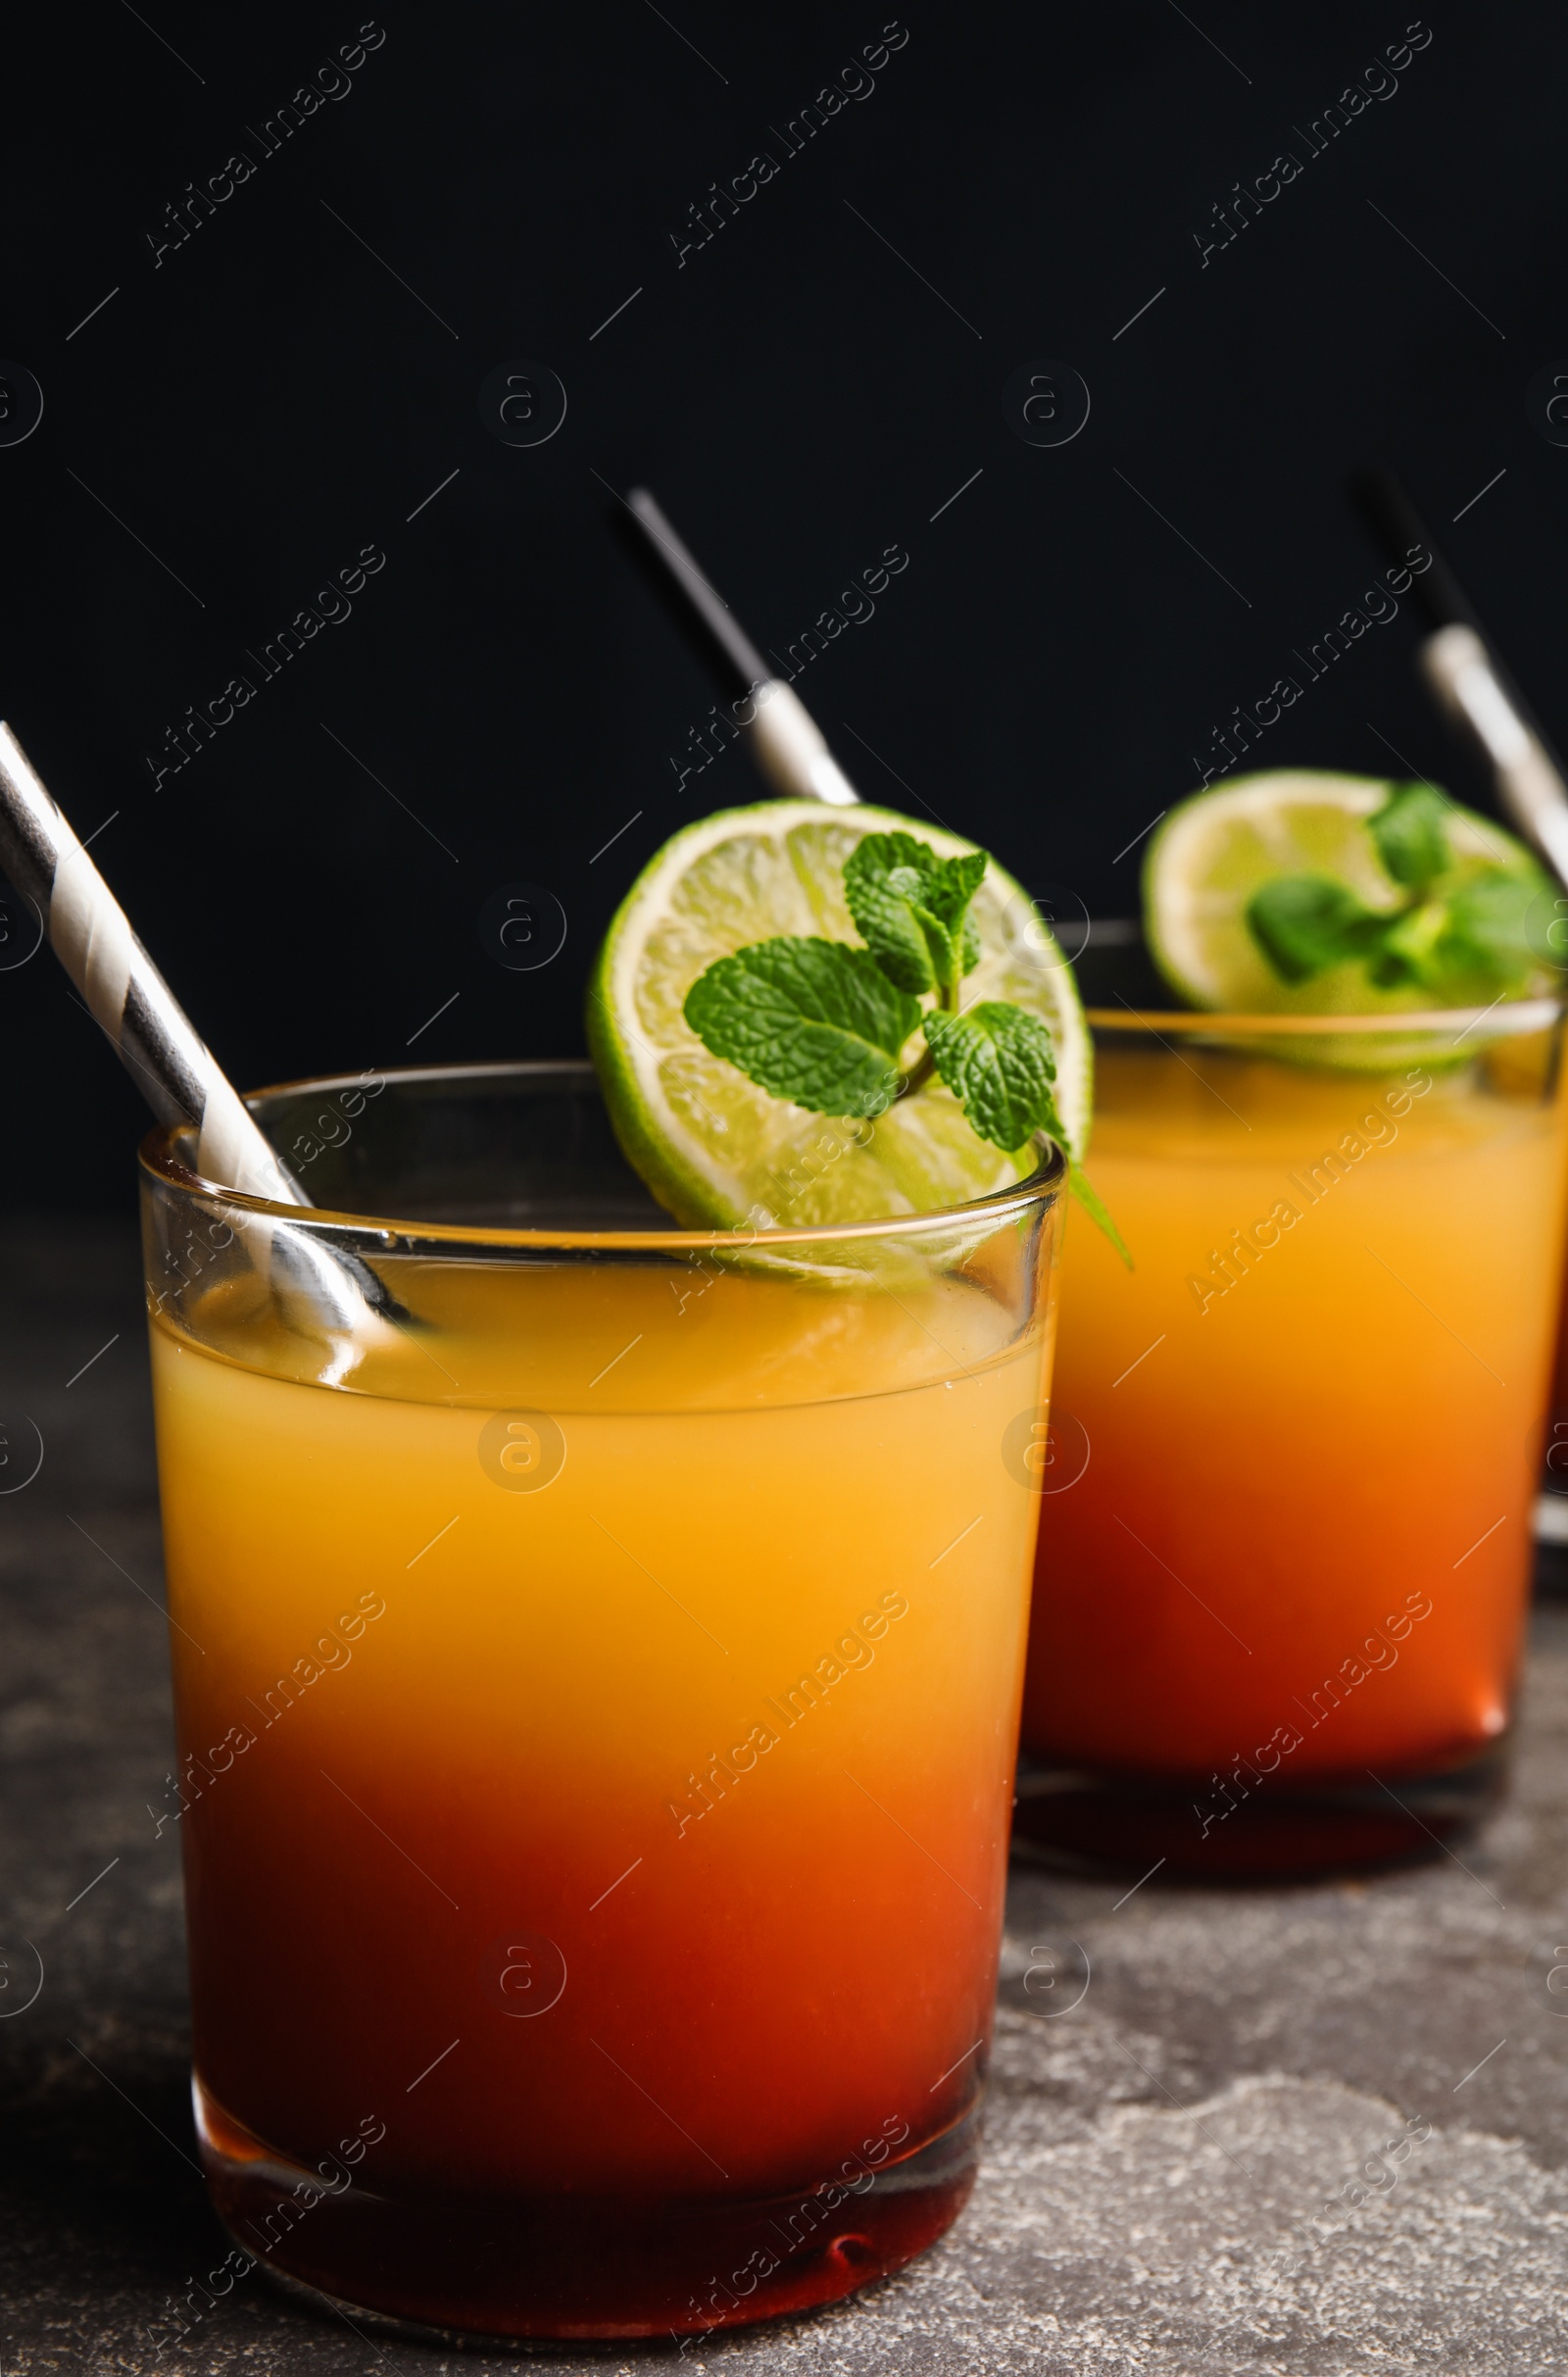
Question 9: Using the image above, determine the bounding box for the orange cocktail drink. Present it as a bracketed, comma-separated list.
[142, 1063, 1062, 2340]
[1017, 993, 1568, 1875]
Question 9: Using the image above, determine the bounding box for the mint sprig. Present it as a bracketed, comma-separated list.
[682, 832, 1126, 1260]
[1247, 781, 1552, 998]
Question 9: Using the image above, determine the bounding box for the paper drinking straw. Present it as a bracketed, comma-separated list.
[1419, 627, 1568, 890]
[624, 488, 861, 809]
[0, 722, 402, 1349]
[0, 723, 302, 1199]
[1352, 467, 1568, 888]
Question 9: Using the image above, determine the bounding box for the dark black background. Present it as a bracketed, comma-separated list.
[4, 0, 1563, 1208]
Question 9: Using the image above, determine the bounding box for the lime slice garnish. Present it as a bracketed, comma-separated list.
[1142, 769, 1555, 1071]
[588, 799, 1091, 1229]
[1146, 768, 1544, 1014]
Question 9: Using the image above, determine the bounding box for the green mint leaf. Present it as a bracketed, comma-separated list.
[683, 937, 920, 1116]
[844, 831, 942, 990]
[1377, 896, 1450, 984]
[922, 850, 988, 926]
[1429, 867, 1543, 994]
[1367, 945, 1418, 989]
[844, 832, 988, 994]
[1246, 874, 1387, 985]
[931, 854, 986, 983]
[922, 1001, 1056, 1151]
[1369, 780, 1450, 890]
[1068, 1167, 1133, 1268]
[921, 998, 1131, 1263]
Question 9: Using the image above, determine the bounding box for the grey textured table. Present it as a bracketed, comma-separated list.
[6, 1218, 1568, 2375]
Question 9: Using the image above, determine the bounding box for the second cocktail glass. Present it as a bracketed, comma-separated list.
[141, 1061, 1063, 2341]
[1016, 944, 1568, 1875]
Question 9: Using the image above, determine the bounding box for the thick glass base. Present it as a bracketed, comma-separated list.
[194, 2073, 978, 2341]
[1010, 1738, 1511, 1879]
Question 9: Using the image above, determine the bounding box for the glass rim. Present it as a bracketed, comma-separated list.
[1084, 997, 1564, 1038]
[137, 1058, 1068, 1252]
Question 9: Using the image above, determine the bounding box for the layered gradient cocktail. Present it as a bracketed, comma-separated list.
[1016, 972, 1568, 1875]
[142, 1063, 1062, 2340]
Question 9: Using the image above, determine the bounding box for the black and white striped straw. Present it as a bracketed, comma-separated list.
[0, 722, 398, 1345]
[1353, 470, 1568, 890]
[624, 488, 862, 810]
[1419, 627, 1568, 890]
[0, 722, 300, 1200]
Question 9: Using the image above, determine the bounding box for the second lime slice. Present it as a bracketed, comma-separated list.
[1145, 768, 1547, 1013]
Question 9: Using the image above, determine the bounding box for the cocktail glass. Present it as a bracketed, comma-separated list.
[141, 1060, 1063, 2341]
[1015, 939, 1568, 1876]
